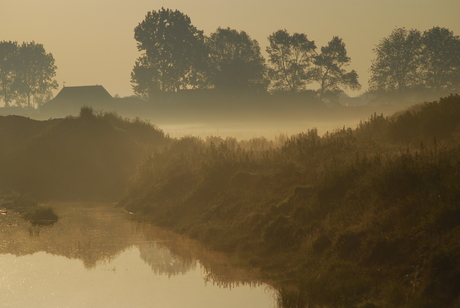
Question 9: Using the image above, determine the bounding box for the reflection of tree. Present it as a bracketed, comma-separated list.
[1, 203, 279, 303]
[138, 242, 195, 277]
[201, 266, 265, 290]
[138, 224, 268, 289]
[275, 285, 311, 308]
[0, 202, 137, 268]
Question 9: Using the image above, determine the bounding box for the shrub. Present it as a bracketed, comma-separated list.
[22, 206, 58, 225]
[79, 105, 95, 118]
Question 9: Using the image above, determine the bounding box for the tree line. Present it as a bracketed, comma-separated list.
[1, 8, 459, 107]
[369, 27, 460, 102]
[131, 8, 361, 104]
[131, 8, 459, 104]
[0, 41, 58, 108]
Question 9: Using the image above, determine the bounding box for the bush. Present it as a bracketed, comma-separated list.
[22, 206, 59, 225]
[79, 105, 95, 118]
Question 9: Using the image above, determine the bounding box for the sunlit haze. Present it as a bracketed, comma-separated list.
[2, 0, 459, 98]
[2, 2, 460, 305]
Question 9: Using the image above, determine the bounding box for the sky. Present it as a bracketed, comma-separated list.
[1, 0, 459, 98]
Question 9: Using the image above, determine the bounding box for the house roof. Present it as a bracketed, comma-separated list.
[52, 85, 113, 103]
[41, 85, 147, 115]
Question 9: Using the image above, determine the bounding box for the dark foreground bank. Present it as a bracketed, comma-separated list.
[119, 95, 460, 307]
[0, 107, 168, 200]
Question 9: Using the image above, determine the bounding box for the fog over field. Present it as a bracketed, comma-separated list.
[1, 1, 460, 307]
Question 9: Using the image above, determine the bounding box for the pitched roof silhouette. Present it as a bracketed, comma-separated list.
[40, 85, 147, 117]
[52, 85, 113, 103]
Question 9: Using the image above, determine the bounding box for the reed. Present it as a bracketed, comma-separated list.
[120, 94, 460, 306]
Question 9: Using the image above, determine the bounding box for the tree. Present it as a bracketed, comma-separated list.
[266, 29, 316, 92]
[7, 41, 58, 108]
[131, 55, 160, 100]
[131, 8, 207, 98]
[312, 36, 360, 103]
[0, 41, 19, 107]
[421, 27, 460, 92]
[369, 28, 422, 96]
[206, 27, 268, 92]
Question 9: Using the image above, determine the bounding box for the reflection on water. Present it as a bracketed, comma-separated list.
[139, 242, 196, 277]
[0, 202, 275, 308]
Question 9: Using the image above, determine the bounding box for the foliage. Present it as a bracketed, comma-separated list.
[130, 13, 460, 105]
[0, 41, 19, 107]
[22, 206, 59, 225]
[312, 36, 361, 103]
[0, 41, 58, 108]
[266, 31, 361, 102]
[120, 94, 460, 306]
[1, 192, 58, 225]
[131, 56, 158, 100]
[266, 29, 316, 93]
[79, 105, 96, 118]
[421, 27, 460, 92]
[207, 27, 268, 92]
[369, 28, 422, 97]
[369, 27, 460, 103]
[131, 8, 207, 97]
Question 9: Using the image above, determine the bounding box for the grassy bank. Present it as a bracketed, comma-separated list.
[119, 95, 460, 307]
[0, 107, 168, 200]
[0, 193, 58, 225]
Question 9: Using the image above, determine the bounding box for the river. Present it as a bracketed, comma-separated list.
[0, 202, 276, 308]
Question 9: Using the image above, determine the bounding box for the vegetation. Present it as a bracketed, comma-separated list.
[207, 27, 268, 92]
[130, 8, 361, 103]
[369, 27, 460, 103]
[421, 27, 460, 92]
[266, 29, 316, 93]
[0, 193, 58, 225]
[2, 10, 458, 108]
[130, 9, 459, 106]
[369, 28, 422, 96]
[131, 8, 207, 96]
[312, 36, 361, 103]
[119, 94, 460, 307]
[0, 106, 168, 200]
[0, 41, 58, 108]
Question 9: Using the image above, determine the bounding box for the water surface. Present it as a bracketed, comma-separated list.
[0, 202, 275, 308]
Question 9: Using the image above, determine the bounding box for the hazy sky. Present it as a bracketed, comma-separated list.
[2, 0, 459, 98]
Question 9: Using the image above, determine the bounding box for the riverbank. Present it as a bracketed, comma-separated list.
[0, 107, 168, 200]
[119, 95, 460, 307]
[0, 201, 277, 307]
[0, 193, 58, 225]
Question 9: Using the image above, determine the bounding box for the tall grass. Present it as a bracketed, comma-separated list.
[119, 94, 460, 306]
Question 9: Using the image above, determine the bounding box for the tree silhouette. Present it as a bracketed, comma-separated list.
[207, 27, 268, 92]
[0, 41, 19, 107]
[312, 37, 360, 103]
[421, 27, 460, 92]
[131, 55, 160, 100]
[369, 28, 422, 97]
[10, 41, 58, 108]
[131, 8, 207, 98]
[266, 29, 316, 93]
